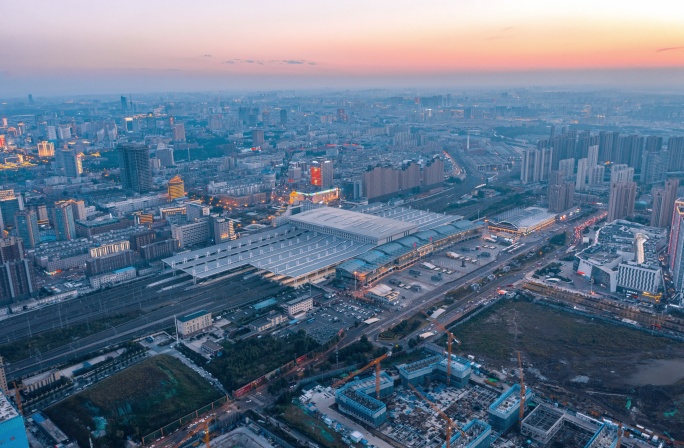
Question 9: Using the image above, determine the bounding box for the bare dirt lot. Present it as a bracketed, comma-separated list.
[449, 298, 684, 439]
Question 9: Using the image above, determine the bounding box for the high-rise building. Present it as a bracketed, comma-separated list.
[310, 160, 334, 188]
[641, 149, 666, 185]
[67, 199, 86, 221]
[0, 238, 23, 263]
[57, 125, 72, 140]
[167, 175, 185, 199]
[59, 149, 83, 178]
[558, 158, 575, 180]
[398, 162, 421, 192]
[607, 181, 637, 222]
[0, 196, 24, 233]
[668, 137, 684, 172]
[548, 171, 575, 213]
[650, 179, 679, 228]
[118, 143, 152, 193]
[589, 165, 605, 186]
[598, 130, 618, 163]
[212, 216, 237, 243]
[611, 164, 634, 183]
[576, 158, 589, 191]
[421, 158, 445, 187]
[645, 136, 663, 153]
[615, 135, 644, 169]
[121, 95, 128, 111]
[363, 166, 399, 200]
[0, 258, 36, 304]
[14, 210, 40, 248]
[53, 201, 76, 241]
[520, 147, 553, 184]
[156, 144, 175, 167]
[0, 198, 22, 233]
[172, 123, 186, 142]
[46, 125, 57, 141]
[252, 130, 265, 146]
[669, 199, 684, 293]
[587, 145, 599, 167]
[37, 141, 54, 157]
[280, 109, 287, 125]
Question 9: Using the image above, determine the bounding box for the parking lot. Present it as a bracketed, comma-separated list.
[294, 300, 380, 344]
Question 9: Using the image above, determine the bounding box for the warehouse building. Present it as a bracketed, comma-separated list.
[335, 372, 394, 427]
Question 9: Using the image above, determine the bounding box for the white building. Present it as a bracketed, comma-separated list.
[89, 267, 137, 289]
[176, 310, 212, 338]
[283, 296, 313, 318]
[171, 219, 210, 248]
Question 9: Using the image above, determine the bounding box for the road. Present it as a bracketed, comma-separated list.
[363, 242, 542, 344]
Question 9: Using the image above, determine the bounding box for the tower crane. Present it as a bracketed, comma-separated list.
[517, 351, 526, 428]
[12, 382, 24, 416]
[408, 384, 465, 448]
[332, 353, 389, 399]
[617, 422, 623, 448]
[433, 321, 461, 385]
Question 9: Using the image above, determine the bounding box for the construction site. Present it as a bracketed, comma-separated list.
[294, 317, 661, 448]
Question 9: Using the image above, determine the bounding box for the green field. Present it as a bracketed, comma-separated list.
[45, 355, 221, 448]
[450, 299, 684, 438]
[206, 330, 320, 391]
[0, 311, 142, 362]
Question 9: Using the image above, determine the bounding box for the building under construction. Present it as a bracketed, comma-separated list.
[444, 418, 492, 448]
[335, 372, 394, 427]
[397, 354, 472, 388]
[521, 403, 612, 447]
[488, 384, 533, 433]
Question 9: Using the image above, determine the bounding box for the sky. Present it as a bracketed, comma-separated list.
[2, 0, 684, 96]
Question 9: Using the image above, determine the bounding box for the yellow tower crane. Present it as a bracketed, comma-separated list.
[433, 321, 461, 386]
[332, 353, 389, 399]
[409, 384, 465, 448]
[517, 351, 526, 428]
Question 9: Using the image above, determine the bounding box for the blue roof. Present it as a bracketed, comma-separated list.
[32, 413, 46, 423]
[253, 298, 278, 310]
[114, 266, 136, 274]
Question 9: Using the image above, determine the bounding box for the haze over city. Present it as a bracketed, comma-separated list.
[3, 0, 684, 95]
[2, 2, 684, 448]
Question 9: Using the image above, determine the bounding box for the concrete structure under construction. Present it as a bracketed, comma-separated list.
[335, 372, 394, 427]
[488, 384, 534, 433]
[521, 404, 604, 447]
[397, 354, 472, 388]
[444, 419, 492, 448]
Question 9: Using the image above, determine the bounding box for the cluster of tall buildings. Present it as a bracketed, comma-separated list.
[362, 158, 445, 200]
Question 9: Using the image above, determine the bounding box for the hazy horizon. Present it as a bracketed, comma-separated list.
[2, 0, 683, 97]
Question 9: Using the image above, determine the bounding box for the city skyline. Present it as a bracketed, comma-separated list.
[2, 0, 684, 95]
